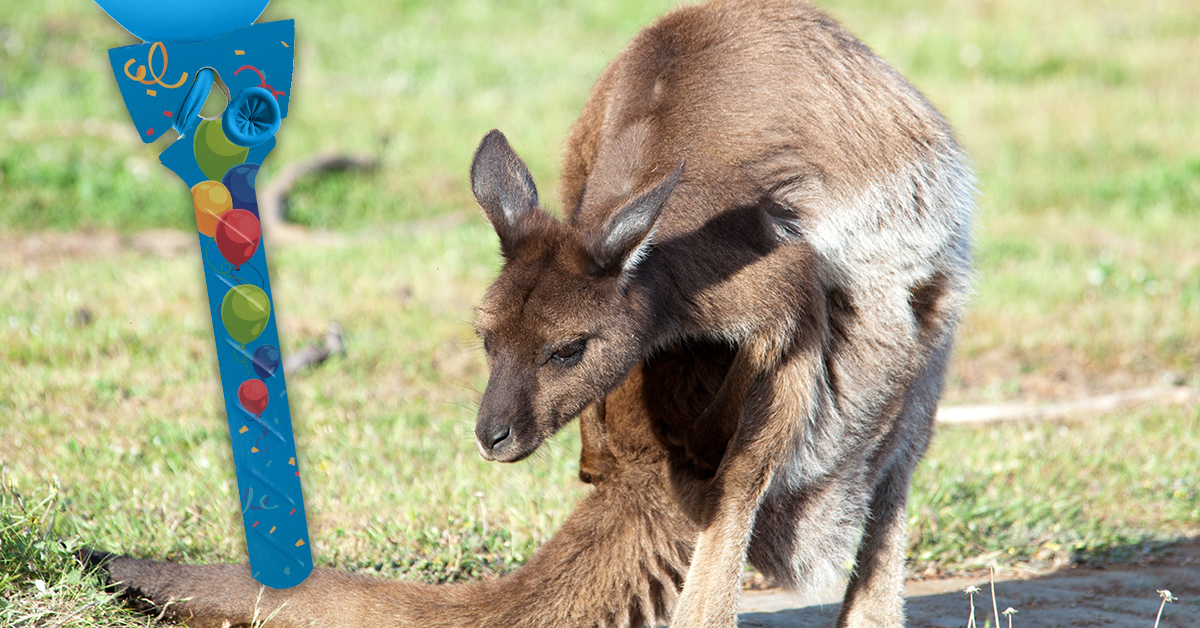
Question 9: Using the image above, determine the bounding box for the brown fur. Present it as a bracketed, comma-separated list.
[469, 1, 974, 626]
[86, 342, 738, 627]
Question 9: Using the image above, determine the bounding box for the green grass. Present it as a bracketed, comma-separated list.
[1, 222, 585, 578]
[0, 0, 670, 231]
[911, 407, 1200, 571]
[0, 478, 151, 627]
[4, 0, 1200, 232]
[2, 224, 1197, 595]
[2, 0, 1200, 623]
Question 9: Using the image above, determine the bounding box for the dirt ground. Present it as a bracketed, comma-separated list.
[739, 539, 1200, 627]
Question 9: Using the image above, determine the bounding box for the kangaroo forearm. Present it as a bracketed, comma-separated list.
[672, 340, 828, 627]
[670, 474, 770, 628]
[669, 455, 779, 627]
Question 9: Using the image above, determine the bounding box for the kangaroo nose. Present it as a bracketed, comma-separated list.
[477, 423, 513, 459]
[487, 425, 511, 449]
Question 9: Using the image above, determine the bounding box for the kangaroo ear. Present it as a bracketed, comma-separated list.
[588, 162, 684, 278]
[470, 130, 542, 253]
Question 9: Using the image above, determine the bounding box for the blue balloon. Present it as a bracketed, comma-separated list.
[173, 68, 215, 135]
[92, 0, 271, 43]
[252, 344, 281, 379]
[222, 163, 260, 218]
[223, 87, 281, 147]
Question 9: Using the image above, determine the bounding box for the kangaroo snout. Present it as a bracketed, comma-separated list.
[475, 415, 541, 463]
[475, 419, 515, 461]
[475, 367, 545, 462]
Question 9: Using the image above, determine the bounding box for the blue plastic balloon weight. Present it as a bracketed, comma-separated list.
[223, 87, 281, 147]
[92, 0, 272, 44]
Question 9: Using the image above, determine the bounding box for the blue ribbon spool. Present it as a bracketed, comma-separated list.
[223, 87, 281, 147]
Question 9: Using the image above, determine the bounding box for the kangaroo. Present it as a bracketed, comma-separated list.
[82, 340, 742, 628]
[468, 0, 974, 626]
[88, 340, 787, 628]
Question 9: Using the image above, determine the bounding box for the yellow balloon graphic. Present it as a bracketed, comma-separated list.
[192, 180, 233, 237]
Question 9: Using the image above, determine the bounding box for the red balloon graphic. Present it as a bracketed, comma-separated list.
[215, 209, 261, 269]
[238, 378, 269, 416]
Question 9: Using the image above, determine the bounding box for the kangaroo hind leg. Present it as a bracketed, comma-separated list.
[834, 456, 915, 628]
[835, 343, 948, 628]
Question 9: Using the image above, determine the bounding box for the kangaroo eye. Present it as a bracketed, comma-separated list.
[551, 339, 586, 365]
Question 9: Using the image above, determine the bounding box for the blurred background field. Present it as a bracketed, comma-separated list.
[1, 0, 1199, 624]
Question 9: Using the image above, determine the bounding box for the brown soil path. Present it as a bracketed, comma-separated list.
[739, 540, 1200, 627]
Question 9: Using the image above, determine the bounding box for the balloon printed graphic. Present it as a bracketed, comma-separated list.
[252, 344, 280, 379]
[98, 7, 312, 588]
[222, 164, 260, 218]
[238, 378, 269, 416]
[221, 284, 271, 345]
[216, 209, 261, 268]
[192, 180, 233, 237]
[195, 119, 250, 181]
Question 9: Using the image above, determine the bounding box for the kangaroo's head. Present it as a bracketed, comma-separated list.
[469, 130, 682, 462]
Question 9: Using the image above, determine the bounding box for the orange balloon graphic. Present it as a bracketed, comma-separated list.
[192, 180, 233, 237]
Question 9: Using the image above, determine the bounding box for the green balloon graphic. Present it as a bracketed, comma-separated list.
[221, 284, 271, 345]
[194, 119, 250, 181]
